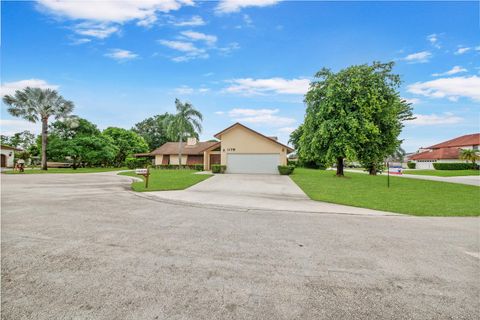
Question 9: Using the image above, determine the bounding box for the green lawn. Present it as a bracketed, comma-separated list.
[403, 169, 480, 177]
[119, 169, 212, 192]
[4, 167, 127, 174]
[290, 168, 480, 216]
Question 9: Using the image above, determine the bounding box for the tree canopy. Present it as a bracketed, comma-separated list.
[297, 61, 413, 176]
[132, 113, 172, 150]
[103, 127, 149, 166]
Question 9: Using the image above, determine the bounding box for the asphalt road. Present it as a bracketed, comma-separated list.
[1, 173, 479, 319]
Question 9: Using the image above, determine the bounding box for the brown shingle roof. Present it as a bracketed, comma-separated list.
[151, 141, 220, 155]
[428, 133, 480, 149]
[410, 147, 461, 160]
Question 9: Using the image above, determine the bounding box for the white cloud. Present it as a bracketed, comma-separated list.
[174, 85, 210, 95]
[172, 15, 206, 27]
[455, 47, 471, 55]
[427, 34, 440, 48]
[432, 66, 467, 77]
[104, 49, 138, 61]
[37, 0, 193, 23]
[73, 22, 119, 39]
[180, 30, 217, 45]
[408, 113, 463, 126]
[218, 42, 240, 55]
[0, 119, 41, 136]
[403, 51, 432, 63]
[403, 98, 421, 105]
[214, 111, 225, 115]
[225, 77, 310, 95]
[70, 38, 91, 45]
[407, 76, 480, 101]
[277, 127, 296, 134]
[37, 0, 193, 38]
[158, 40, 208, 62]
[243, 14, 253, 27]
[216, 0, 281, 13]
[226, 108, 295, 126]
[1, 79, 59, 96]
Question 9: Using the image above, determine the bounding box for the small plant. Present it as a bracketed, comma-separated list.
[211, 164, 226, 173]
[407, 161, 416, 169]
[193, 164, 204, 171]
[278, 165, 295, 175]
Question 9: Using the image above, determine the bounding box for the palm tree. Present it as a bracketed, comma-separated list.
[3, 87, 74, 170]
[166, 99, 203, 167]
[459, 149, 479, 168]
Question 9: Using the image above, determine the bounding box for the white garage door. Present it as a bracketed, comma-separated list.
[227, 153, 280, 174]
[416, 161, 435, 169]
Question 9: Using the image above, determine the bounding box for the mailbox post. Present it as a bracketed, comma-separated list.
[135, 168, 150, 189]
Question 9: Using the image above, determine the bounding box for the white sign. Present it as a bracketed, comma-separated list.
[388, 166, 403, 175]
[135, 168, 148, 175]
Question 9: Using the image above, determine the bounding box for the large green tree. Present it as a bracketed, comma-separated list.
[102, 127, 149, 166]
[166, 99, 203, 166]
[299, 62, 413, 176]
[132, 113, 172, 150]
[46, 118, 117, 168]
[3, 87, 74, 170]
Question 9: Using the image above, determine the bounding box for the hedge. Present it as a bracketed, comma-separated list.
[433, 162, 478, 170]
[155, 164, 204, 170]
[278, 165, 295, 175]
[407, 162, 416, 169]
[211, 164, 226, 173]
[125, 157, 150, 169]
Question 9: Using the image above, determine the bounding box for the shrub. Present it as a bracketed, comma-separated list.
[211, 164, 226, 173]
[433, 162, 478, 170]
[278, 165, 295, 175]
[125, 157, 149, 169]
[407, 161, 416, 169]
[193, 164, 204, 171]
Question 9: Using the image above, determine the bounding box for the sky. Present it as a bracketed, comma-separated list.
[1, 0, 479, 152]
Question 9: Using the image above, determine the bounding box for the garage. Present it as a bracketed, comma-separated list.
[415, 160, 435, 169]
[227, 153, 280, 174]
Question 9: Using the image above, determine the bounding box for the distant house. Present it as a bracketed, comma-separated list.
[410, 133, 480, 169]
[139, 123, 294, 174]
[1, 145, 22, 168]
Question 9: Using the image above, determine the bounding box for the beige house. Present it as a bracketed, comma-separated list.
[145, 123, 294, 174]
[1, 145, 22, 168]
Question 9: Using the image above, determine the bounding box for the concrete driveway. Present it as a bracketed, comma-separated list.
[2, 173, 479, 319]
[147, 174, 394, 215]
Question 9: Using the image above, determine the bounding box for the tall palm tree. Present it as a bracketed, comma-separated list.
[166, 99, 203, 167]
[459, 149, 479, 167]
[3, 87, 74, 170]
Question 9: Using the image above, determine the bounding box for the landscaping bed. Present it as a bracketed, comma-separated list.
[291, 168, 480, 216]
[119, 169, 212, 192]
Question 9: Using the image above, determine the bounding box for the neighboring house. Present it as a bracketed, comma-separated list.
[143, 123, 294, 174]
[1, 145, 22, 168]
[410, 133, 480, 169]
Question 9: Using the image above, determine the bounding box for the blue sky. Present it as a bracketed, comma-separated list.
[1, 0, 479, 151]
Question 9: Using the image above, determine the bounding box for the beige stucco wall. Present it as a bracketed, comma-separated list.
[0, 149, 15, 167]
[219, 125, 288, 166]
[170, 155, 188, 165]
[154, 155, 163, 165]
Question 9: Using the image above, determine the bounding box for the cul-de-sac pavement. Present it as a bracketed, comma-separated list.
[2, 172, 478, 320]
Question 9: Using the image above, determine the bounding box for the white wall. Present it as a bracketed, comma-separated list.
[1, 149, 15, 167]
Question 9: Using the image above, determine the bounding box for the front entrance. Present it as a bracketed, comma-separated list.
[1, 154, 6, 167]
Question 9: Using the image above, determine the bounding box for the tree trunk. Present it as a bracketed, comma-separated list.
[369, 165, 377, 175]
[41, 118, 48, 171]
[336, 157, 344, 176]
[178, 133, 183, 168]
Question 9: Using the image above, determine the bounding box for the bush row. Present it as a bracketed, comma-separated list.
[433, 162, 478, 170]
[278, 165, 295, 175]
[154, 164, 204, 171]
[211, 164, 227, 173]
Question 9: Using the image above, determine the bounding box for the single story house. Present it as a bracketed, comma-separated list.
[144, 123, 294, 174]
[410, 133, 479, 169]
[1, 145, 22, 168]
